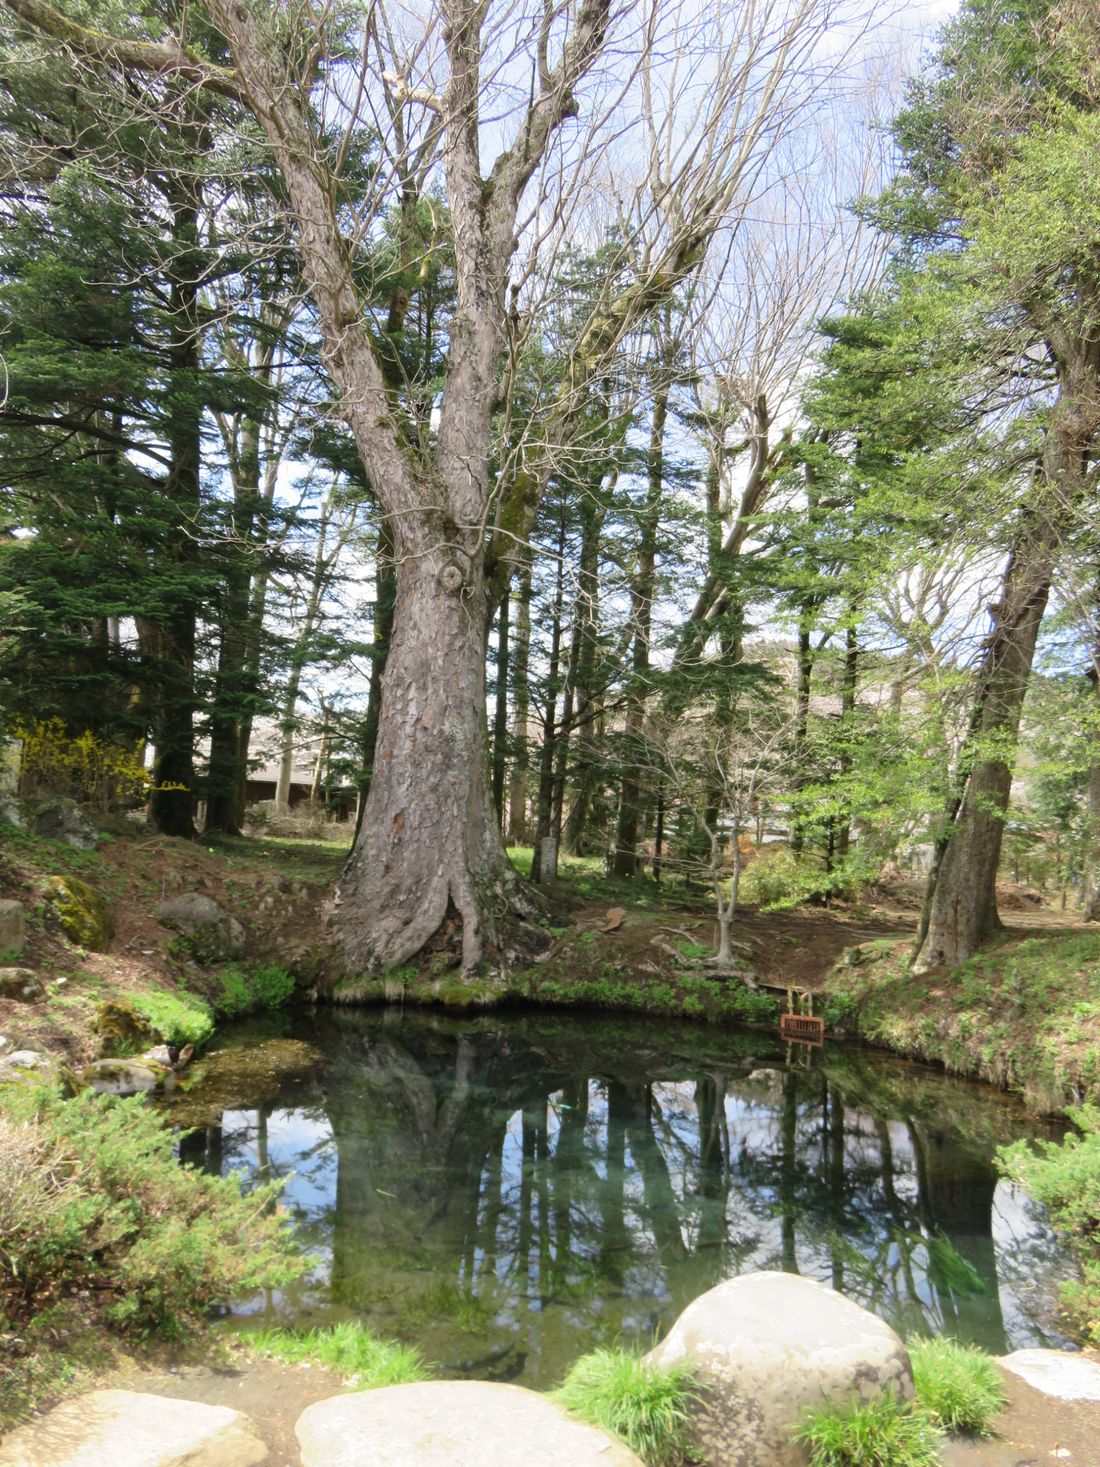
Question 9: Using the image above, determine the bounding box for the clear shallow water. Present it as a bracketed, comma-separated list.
[173, 1008, 1072, 1388]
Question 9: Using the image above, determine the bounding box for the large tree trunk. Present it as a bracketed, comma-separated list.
[336, 544, 527, 973]
[913, 437, 1078, 971]
[913, 537, 1052, 972]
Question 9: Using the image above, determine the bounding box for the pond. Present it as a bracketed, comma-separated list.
[169, 1007, 1073, 1389]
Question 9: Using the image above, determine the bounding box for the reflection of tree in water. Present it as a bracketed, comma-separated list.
[189, 1012, 1066, 1384]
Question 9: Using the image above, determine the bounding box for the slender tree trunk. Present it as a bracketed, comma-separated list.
[613, 374, 669, 877]
[205, 441, 261, 834]
[835, 617, 858, 861]
[1082, 628, 1100, 920]
[507, 549, 533, 847]
[789, 618, 814, 856]
[491, 586, 510, 828]
[530, 516, 566, 884]
[146, 180, 204, 839]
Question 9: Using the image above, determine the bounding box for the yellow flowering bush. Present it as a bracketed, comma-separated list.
[13, 718, 162, 811]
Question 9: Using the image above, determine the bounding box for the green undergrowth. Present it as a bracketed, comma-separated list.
[206, 961, 296, 1019]
[129, 987, 215, 1048]
[508, 965, 780, 1027]
[247, 1321, 428, 1387]
[823, 930, 1100, 1111]
[793, 1394, 939, 1467]
[0, 1084, 300, 1427]
[553, 1348, 698, 1466]
[794, 1335, 1007, 1466]
[998, 1104, 1100, 1343]
[908, 1337, 1007, 1434]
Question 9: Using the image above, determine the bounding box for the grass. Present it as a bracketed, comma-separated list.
[248, 1321, 429, 1387]
[908, 1337, 1006, 1434]
[552, 1348, 698, 1466]
[792, 1394, 940, 1467]
[998, 1103, 1100, 1343]
[823, 929, 1100, 1112]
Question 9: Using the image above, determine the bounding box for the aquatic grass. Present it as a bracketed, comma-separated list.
[909, 1336, 1006, 1434]
[247, 1321, 429, 1387]
[793, 1394, 940, 1467]
[552, 1348, 697, 1466]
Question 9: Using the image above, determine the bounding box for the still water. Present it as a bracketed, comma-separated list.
[173, 1008, 1072, 1387]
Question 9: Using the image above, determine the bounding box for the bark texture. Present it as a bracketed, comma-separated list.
[336, 540, 527, 973]
[914, 349, 1098, 970]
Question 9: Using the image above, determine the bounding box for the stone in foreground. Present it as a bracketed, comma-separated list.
[1000, 1349, 1100, 1401]
[645, 1271, 913, 1467]
[295, 1380, 644, 1467]
[0, 1390, 267, 1467]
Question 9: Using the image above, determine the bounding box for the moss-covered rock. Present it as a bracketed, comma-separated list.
[45, 874, 113, 951]
[93, 998, 156, 1057]
[81, 1057, 174, 1095]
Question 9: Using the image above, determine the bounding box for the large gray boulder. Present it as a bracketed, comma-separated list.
[155, 893, 245, 963]
[0, 1389, 267, 1466]
[645, 1272, 913, 1467]
[0, 899, 26, 956]
[295, 1380, 644, 1467]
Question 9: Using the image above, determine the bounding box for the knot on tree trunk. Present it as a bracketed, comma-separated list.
[438, 562, 465, 594]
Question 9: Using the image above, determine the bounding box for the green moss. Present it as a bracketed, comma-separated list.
[45, 875, 113, 951]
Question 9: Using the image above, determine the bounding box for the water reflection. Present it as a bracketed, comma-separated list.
[175, 1010, 1071, 1387]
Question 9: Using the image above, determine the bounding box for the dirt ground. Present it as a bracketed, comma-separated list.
[99, 1350, 1100, 1467]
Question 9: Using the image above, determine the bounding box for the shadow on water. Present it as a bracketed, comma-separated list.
[171, 1008, 1073, 1388]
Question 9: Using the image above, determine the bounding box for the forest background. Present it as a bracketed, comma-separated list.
[1, 0, 1098, 981]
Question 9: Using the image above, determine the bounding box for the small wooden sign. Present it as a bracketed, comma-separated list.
[780, 1013, 825, 1044]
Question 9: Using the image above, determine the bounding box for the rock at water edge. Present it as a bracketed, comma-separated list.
[645, 1271, 913, 1467]
[295, 1380, 644, 1467]
[0, 1390, 267, 1467]
[1000, 1349, 1100, 1401]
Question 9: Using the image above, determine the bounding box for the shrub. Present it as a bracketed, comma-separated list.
[0, 1087, 298, 1335]
[997, 1104, 1100, 1343]
[553, 1348, 697, 1466]
[211, 962, 296, 1019]
[908, 1337, 1006, 1435]
[12, 717, 182, 811]
[792, 1395, 940, 1467]
[249, 1322, 428, 1386]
